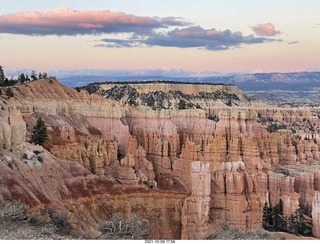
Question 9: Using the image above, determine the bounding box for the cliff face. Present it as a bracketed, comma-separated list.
[0, 143, 186, 239]
[1, 79, 320, 239]
[99, 82, 243, 96]
[181, 161, 211, 240]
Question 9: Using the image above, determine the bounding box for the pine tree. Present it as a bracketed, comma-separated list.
[31, 70, 38, 81]
[178, 99, 187, 109]
[289, 214, 298, 234]
[263, 202, 273, 229]
[273, 199, 286, 231]
[0, 65, 6, 86]
[5, 88, 13, 97]
[19, 73, 26, 84]
[25, 74, 30, 82]
[303, 203, 311, 217]
[31, 118, 48, 145]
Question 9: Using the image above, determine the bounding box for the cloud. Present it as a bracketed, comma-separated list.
[0, 6, 282, 51]
[313, 23, 320, 28]
[100, 26, 280, 51]
[252, 23, 280, 37]
[288, 41, 299, 45]
[251, 69, 264, 74]
[0, 6, 189, 36]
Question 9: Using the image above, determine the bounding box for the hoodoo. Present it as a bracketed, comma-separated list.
[0, 78, 320, 239]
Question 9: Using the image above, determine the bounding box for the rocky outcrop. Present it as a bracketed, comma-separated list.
[99, 82, 243, 96]
[0, 109, 26, 150]
[181, 161, 211, 240]
[313, 191, 320, 238]
[210, 162, 263, 230]
[0, 142, 187, 239]
[2, 79, 320, 238]
[118, 153, 138, 185]
[268, 173, 300, 217]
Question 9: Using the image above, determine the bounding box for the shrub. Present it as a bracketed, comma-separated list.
[0, 201, 31, 223]
[267, 123, 278, 133]
[7, 162, 13, 169]
[86, 86, 94, 94]
[178, 99, 187, 110]
[79, 230, 91, 239]
[33, 150, 41, 155]
[37, 156, 43, 163]
[207, 220, 276, 240]
[5, 88, 13, 98]
[98, 213, 150, 239]
[42, 208, 72, 235]
[208, 114, 219, 122]
[225, 100, 232, 107]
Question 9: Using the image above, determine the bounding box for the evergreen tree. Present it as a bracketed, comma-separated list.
[263, 202, 273, 229]
[19, 73, 26, 84]
[25, 74, 30, 82]
[178, 99, 187, 109]
[295, 207, 312, 236]
[38, 72, 42, 79]
[86, 86, 94, 94]
[4, 78, 10, 86]
[263, 200, 313, 237]
[278, 199, 283, 215]
[289, 214, 299, 234]
[31, 118, 48, 145]
[5, 88, 13, 97]
[273, 199, 286, 231]
[303, 203, 311, 217]
[31, 70, 38, 81]
[0, 65, 6, 86]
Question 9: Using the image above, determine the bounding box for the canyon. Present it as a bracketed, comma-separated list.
[0, 78, 320, 239]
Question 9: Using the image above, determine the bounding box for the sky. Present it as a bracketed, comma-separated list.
[0, 0, 319, 77]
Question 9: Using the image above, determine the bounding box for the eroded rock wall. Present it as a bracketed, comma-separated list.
[181, 161, 211, 240]
[1, 79, 320, 238]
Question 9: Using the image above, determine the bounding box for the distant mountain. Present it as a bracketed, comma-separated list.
[59, 71, 320, 106]
[58, 75, 199, 87]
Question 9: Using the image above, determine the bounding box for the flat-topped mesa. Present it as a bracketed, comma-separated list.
[99, 81, 243, 96]
[92, 81, 257, 110]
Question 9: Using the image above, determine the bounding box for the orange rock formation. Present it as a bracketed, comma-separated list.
[0, 78, 320, 239]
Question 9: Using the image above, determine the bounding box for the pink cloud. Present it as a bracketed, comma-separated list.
[0, 6, 188, 36]
[101, 25, 280, 51]
[293, 68, 307, 72]
[175, 30, 202, 36]
[252, 23, 280, 37]
[252, 69, 264, 74]
[206, 29, 223, 36]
